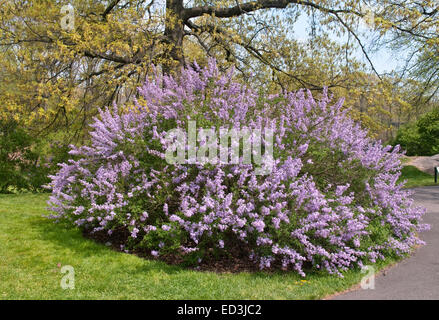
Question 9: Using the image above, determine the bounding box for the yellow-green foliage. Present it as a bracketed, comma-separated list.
[0, 0, 437, 140]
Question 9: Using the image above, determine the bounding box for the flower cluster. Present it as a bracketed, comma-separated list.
[48, 59, 428, 276]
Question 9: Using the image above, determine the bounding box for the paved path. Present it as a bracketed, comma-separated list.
[333, 186, 439, 300]
[406, 154, 439, 175]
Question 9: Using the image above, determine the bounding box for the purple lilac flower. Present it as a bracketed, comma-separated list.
[47, 59, 428, 276]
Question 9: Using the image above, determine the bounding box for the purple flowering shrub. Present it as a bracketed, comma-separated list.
[48, 60, 428, 276]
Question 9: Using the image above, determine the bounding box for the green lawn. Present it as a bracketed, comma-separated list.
[399, 165, 436, 188]
[0, 193, 397, 300]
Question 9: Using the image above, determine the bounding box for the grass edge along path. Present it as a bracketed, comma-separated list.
[398, 165, 436, 189]
[0, 193, 401, 300]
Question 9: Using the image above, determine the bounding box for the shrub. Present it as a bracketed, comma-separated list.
[32, 137, 71, 191]
[393, 107, 439, 156]
[392, 123, 423, 156]
[0, 119, 70, 193]
[417, 107, 439, 155]
[48, 60, 428, 276]
[0, 119, 37, 193]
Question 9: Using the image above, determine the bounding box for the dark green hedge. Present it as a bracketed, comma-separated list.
[0, 120, 69, 193]
[393, 107, 439, 156]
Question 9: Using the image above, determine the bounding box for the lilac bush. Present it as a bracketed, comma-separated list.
[48, 59, 428, 276]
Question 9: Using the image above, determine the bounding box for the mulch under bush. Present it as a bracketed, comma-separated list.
[82, 227, 265, 273]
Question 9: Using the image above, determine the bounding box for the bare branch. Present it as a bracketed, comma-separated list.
[102, 0, 122, 20]
[332, 12, 382, 80]
[183, 0, 361, 20]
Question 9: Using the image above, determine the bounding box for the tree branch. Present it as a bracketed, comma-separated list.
[332, 12, 382, 80]
[183, 0, 361, 20]
[102, 0, 121, 20]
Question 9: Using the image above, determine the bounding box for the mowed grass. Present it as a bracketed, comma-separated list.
[399, 165, 436, 188]
[0, 193, 397, 300]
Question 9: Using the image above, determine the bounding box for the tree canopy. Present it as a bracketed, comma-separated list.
[0, 0, 438, 141]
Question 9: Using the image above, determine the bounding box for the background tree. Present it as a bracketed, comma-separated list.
[0, 0, 438, 143]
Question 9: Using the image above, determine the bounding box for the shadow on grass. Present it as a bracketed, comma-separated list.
[32, 216, 307, 281]
[32, 216, 186, 276]
[31, 205, 383, 285]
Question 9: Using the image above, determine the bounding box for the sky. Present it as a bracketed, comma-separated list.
[292, 12, 401, 74]
[180, 1, 402, 74]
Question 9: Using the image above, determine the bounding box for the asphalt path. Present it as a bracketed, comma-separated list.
[333, 186, 439, 300]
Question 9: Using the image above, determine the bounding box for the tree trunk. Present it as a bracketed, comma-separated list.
[163, 0, 185, 74]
